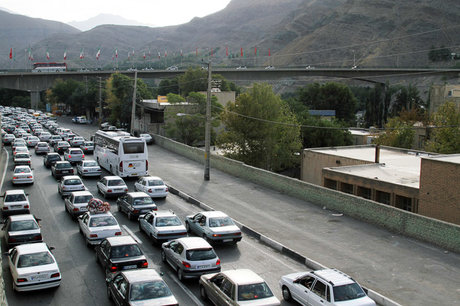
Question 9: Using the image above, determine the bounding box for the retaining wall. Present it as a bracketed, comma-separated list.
[153, 134, 460, 253]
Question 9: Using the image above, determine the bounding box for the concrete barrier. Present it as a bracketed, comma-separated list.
[0, 148, 9, 306]
[153, 134, 460, 253]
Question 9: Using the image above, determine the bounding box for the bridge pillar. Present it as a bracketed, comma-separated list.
[30, 91, 40, 110]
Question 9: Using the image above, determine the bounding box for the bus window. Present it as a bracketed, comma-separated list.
[123, 142, 144, 154]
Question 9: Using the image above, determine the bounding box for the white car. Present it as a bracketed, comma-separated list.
[139, 210, 187, 243]
[34, 142, 51, 155]
[6, 243, 61, 291]
[97, 176, 128, 198]
[139, 133, 153, 145]
[58, 175, 87, 198]
[279, 269, 376, 306]
[78, 211, 122, 246]
[70, 136, 85, 147]
[1, 190, 30, 216]
[76, 159, 101, 177]
[48, 135, 62, 146]
[134, 176, 168, 198]
[12, 165, 34, 185]
[64, 148, 85, 164]
[64, 191, 93, 219]
[200, 269, 280, 305]
[38, 132, 51, 142]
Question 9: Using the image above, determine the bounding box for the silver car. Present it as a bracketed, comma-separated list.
[64, 148, 85, 164]
[34, 142, 50, 155]
[64, 191, 93, 219]
[76, 159, 101, 177]
[58, 175, 86, 198]
[70, 136, 85, 147]
[161, 237, 221, 281]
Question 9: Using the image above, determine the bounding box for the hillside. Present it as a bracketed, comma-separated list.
[1, 0, 460, 69]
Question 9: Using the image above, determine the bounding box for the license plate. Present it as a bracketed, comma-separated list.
[12, 205, 23, 208]
[31, 274, 48, 280]
[197, 265, 210, 269]
[62, 170, 69, 173]
[223, 239, 233, 242]
[114, 188, 123, 192]
[123, 265, 137, 270]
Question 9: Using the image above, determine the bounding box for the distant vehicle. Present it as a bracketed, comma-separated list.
[139, 133, 153, 145]
[265, 65, 275, 70]
[32, 62, 67, 73]
[279, 268, 376, 306]
[76, 159, 101, 177]
[51, 161, 74, 179]
[306, 65, 315, 70]
[80, 141, 94, 154]
[34, 142, 50, 155]
[43, 152, 62, 168]
[351, 65, 358, 70]
[64, 148, 85, 164]
[166, 66, 178, 71]
[58, 175, 86, 198]
[93, 130, 148, 177]
[236, 66, 247, 70]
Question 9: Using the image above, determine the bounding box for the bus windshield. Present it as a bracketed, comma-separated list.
[123, 142, 144, 154]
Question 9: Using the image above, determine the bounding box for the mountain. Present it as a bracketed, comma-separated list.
[68, 14, 154, 32]
[0, 9, 79, 59]
[2, 0, 460, 69]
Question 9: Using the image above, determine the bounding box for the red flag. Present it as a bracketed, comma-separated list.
[226, 46, 228, 57]
[9, 48, 12, 59]
[115, 49, 118, 58]
[80, 48, 84, 59]
[143, 52, 146, 59]
[63, 50, 67, 60]
[46, 49, 50, 60]
[240, 48, 243, 57]
[180, 49, 183, 57]
[254, 47, 257, 56]
[96, 49, 101, 60]
[158, 51, 160, 59]
[164, 50, 167, 57]
[268, 48, 271, 57]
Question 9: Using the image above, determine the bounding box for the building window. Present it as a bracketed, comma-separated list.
[324, 178, 337, 190]
[376, 190, 391, 205]
[395, 195, 412, 212]
[340, 182, 354, 194]
[357, 186, 371, 199]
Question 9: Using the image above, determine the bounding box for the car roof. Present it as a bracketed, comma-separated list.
[82, 159, 97, 163]
[143, 176, 163, 181]
[70, 191, 92, 196]
[311, 269, 356, 286]
[88, 211, 114, 218]
[122, 268, 162, 283]
[14, 165, 31, 170]
[175, 237, 211, 249]
[127, 192, 150, 197]
[62, 175, 81, 180]
[15, 242, 49, 255]
[106, 235, 137, 246]
[5, 189, 26, 195]
[9, 214, 36, 222]
[55, 161, 71, 165]
[153, 210, 176, 217]
[47, 153, 60, 156]
[222, 269, 264, 285]
[104, 176, 123, 180]
[200, 211, 229, 218]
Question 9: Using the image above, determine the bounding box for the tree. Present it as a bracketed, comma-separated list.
[164, 92, 222, 146]
[390, 84, 425, 117]
[158, 77, 179, 95]
[297, 82, 357, 124]
[217, 83, 301, 172]
[425, 102, 460, 153]
[166, 93, 185, 103]
[105, 73, 153, 128]
[375, 117, 415, 149]
[179, 68, 207, 97]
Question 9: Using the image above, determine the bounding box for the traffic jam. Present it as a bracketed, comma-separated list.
[0, 106, 377, 306]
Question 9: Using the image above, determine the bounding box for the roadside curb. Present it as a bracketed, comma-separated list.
[167, 184, 401, 306]
[0, 148, 9, 306]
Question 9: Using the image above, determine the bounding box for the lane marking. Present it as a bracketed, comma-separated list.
[167, 270, 204, 306]
[121, 224, 142, 244]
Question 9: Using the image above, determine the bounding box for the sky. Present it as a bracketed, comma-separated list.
[1, 0, 232, 27]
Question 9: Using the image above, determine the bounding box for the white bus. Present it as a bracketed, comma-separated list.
[32, 62, 67, 73]
[93, 130, 148, 178]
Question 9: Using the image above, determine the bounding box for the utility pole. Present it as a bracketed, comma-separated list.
[98, 77, 102, 126]
[130, 70, 138, 135]
[204, 61, 212, 181]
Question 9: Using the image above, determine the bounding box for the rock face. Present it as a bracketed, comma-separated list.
[2, 0, 459, 68]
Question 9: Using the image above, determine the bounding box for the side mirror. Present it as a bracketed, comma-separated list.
[77, 215, 83, 220]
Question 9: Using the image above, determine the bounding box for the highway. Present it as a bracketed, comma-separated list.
[0, 142, 307, 305]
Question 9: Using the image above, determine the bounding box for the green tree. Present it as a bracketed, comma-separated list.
[374, 117, 415, 149]
[217, 83, 301, 171]
[105, 73, 153, 128]
[390, 84, 425, 117]
[158, 77, 179, 95]
[164, 92, 222, 146]
[166, 93, 186, 103]
[179, 68, 207, 97]
[425, 102, 460, 153]
[297, 82, 357, 124]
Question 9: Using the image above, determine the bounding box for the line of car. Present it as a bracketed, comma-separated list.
[1, 107, 377, 306]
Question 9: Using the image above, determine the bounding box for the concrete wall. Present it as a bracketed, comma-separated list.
[153, 134, 460, 253]
[419, 157, 460, 225]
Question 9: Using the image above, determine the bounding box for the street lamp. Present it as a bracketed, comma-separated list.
[204, 61, 212, 181]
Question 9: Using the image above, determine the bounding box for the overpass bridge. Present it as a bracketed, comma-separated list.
[1, 68, 459, 107]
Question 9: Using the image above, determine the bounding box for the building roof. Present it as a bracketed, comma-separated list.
[423, 154, 460, 164]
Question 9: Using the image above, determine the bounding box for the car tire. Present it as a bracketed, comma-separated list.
[282, 286, 292, 301]
[161, 250, 166, 263]
[107, 286, 112, 300]
[177, 268, 184, 281]
[200, 285, 208, 301]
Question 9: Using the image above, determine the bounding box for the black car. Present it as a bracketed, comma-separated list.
[95, 236, 148, 275]
[116, 192, 157, 220]
[54, 141, 70, 154]
[51, 161, 74, 179]
[43, 153, 62, 168]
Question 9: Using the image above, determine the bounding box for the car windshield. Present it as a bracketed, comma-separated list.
[84, 142, 93, 146]
[56, 163, 70, 169]
[238, 282, 274, 301]
[333, 283, 367, 301]
[74, 195, 92, 204]
[37, 144, 47, 147]
[69, 150, 81, 154]
[89, 216, 118, 227]
[155, 216, 182, 227]
[186, 248, 217, 261]
[15, 154, 29, 159]
[64, 179, 82, 185]
[83, 161, 98, 167]
[108, 180, 125, 186]
[10, 220, 39, 231]
[130, 280, 172, 301]
[49, 155, 61, 161]
[148, 180, 164, 186]
[17, 251, 54, 268]
[5, 194, 26, 202]
[14, 167, 30, 173]
[209, 217, 235, 227]
[133, 197, 154, 205]
[110, 244, 142, 258]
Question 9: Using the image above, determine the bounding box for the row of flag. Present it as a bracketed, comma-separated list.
[8, 46, 273, 61]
